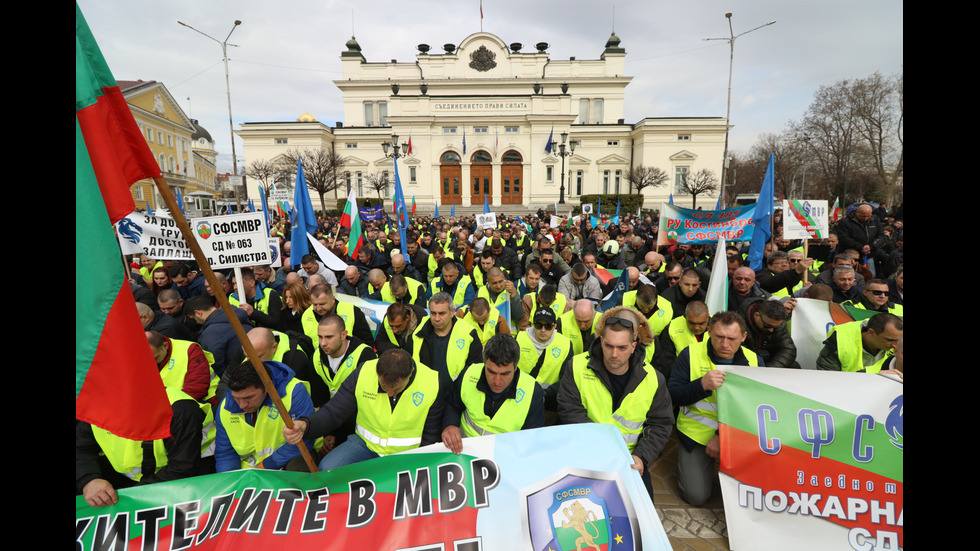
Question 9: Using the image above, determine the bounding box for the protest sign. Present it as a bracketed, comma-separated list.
[719, 367, 903, 551]
[657, 203, 758, 246]
[115, 212, 194, 261]
[477, 212, 497, 230]
[783, 200, 829, 240]
[360, 203, 384, 222]
[76, 424, 671, 551]
[191, 212, 271, 269]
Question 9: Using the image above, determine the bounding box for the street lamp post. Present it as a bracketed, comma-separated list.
[178, 19, 242, 206]
[705, 13, 776, 197]
[549, 131, 575, 204]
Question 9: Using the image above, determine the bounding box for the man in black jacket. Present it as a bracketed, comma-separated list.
[836, 203, 886, 276]
[737, 298, 798, 368]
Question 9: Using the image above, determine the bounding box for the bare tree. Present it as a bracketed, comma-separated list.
[245, 159, 278, 198]
[626, 166, 669, 195]
[849, 71, 903, 203]
[278, 146, 348, 214]
[678, 169, 719, 210]
[364, 170, 391, 201]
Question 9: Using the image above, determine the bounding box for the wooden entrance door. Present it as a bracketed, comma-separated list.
[440, 151, 461, 207]
[470, 151, 492, 206]
[500, 150, 523, 205]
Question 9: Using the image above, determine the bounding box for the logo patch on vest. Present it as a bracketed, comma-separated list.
[456, 338, 465, 349]
[515, 388, 525, 403]
[552, 347, 562, 359]
[412, 391, 424, 406]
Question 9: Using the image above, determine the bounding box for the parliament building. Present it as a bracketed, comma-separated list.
[237, 31, 727, 213]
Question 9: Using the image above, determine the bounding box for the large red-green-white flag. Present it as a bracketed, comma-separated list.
[719, 367, 903, 550]
[340, 189, 365, 258]
[76, 3, 172, 440]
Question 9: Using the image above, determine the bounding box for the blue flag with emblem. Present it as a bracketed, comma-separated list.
[599, 268, 630, 312]
[747, 153, 775, 271]
[291, 158, 318, 268]
[611, 198, 620, 226]
[544, 125, 554, 153]
[392, 157, 410, 264]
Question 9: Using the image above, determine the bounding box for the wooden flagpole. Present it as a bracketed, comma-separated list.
[152, 176, 318, 473]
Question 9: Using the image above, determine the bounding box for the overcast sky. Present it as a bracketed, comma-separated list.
[78, 0, 903, 174]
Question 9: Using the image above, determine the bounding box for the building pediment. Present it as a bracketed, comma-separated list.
[670, 150, 698, 162]
[121, 80, 193, 130]
[345, 156, 370, 168]
[596, 153, 630, 165]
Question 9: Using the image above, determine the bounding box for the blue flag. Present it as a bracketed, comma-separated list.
[669, 193, 674, 205]
[175, 188, 186, 216]
[599, 268, 630, 312]
[392, 157, 410, 263]
[484, 195, 490, 214]
[747, 153, 775, 271]
[544, 125, 554, 154]
[591, 196, 602, 227]
[451, 201, 455, 218]
[258, 185, 272, 234]
[248, 199, 256, 213]
[715, 191, 723, 210]
[291, 158, 318, 268]
[434, 202, 440, 219]
[611, 198, 620, 226]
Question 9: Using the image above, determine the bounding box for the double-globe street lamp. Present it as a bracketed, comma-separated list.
[549, 131, 576, 204]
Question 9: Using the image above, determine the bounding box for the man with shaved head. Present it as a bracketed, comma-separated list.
[728, 266, 770, 311]
[338, 265, 369, 297]
[836, 203, 886, 276]
[388, 253, 423, 285]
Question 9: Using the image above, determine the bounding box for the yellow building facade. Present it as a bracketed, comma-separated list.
[120, 80, 218, 216]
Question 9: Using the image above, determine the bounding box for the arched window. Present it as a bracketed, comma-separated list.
[441, 151, 461, 163]
[471, 151, 492, 163]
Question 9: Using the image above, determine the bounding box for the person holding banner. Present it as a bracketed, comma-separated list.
[441, 333, 545, 454]
[668, 311, 764, 507]
[214, 359, 315, 473]
[557, 307, 673, 501]
[283, 348, 445, 471]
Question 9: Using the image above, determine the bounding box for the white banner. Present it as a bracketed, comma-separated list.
[115, 212, 194, 261]
[191, 212, 271, 269]
[782, 200, 829, 240]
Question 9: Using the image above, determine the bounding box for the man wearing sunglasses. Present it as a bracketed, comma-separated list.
[558, 307, 673, 501]
[736, 298, 798, 368]
[668, 311, 763, 507]
[853, 279, 904, 317]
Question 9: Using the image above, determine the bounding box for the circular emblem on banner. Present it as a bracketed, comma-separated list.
[196, 221, 212, 239]
[667, 230, 678, 244]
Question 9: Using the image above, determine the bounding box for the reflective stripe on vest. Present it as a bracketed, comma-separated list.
[676, 340, 758, 446]
[559, 309, 599, 356]
[160, 339, 218, 403]
[516, 331, 572, 386]
[313, 342, 370, 397]
[354, 360, 439, 455]
[570, 354, 659, 452]
[219, 379, 299, 469]
[411, 318, 476, 381]
[829, 320, 894, 374]
[93, 387, 214, 481]
[459, 363, 535, 437]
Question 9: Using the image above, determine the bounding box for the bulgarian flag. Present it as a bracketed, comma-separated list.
[411, 193, 417, 216]
[719, 367, 903, 549]
[592, 267, 623, 286]
[831, 196, 842, 222]
[341, 189, 365, 258]
[76, 3, 172, 440]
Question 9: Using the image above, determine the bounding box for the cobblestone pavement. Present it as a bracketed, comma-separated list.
[650, 432, 731, 551]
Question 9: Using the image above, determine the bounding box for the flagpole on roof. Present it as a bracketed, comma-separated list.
[150, 173, 319, 473]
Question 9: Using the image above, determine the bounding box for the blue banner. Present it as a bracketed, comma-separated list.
[360, 203, 384, 222]
[657, 202, 759, 246]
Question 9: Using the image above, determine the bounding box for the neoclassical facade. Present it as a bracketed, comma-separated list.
[238, 32, 727, 212]
[121, 80, 219, 215]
